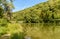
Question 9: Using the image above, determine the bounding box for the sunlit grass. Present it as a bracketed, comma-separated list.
[7, 23, 23, 34]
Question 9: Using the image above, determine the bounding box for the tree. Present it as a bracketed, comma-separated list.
[0, 0, 14, 20]
[0, 6, 4, 18]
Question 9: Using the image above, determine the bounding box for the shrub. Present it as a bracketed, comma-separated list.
[0, 19, 8, 26]
[0, 27, 7, 36]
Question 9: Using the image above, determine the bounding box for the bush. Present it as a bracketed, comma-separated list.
[7, 23, 24, 39]
[0, 27, 7, 36]
[7, 23, 23, 33]
[0, 23, 24, 39]
[0, 19, 8, 26]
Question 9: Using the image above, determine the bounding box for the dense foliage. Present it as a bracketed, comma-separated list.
[13, 0, 60, 23]
[0, 0, 14, 20]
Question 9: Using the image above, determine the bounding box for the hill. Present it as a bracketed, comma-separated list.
[13, 0, 60, 23]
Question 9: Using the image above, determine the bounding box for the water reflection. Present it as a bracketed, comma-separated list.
[21, 23, 60, 39]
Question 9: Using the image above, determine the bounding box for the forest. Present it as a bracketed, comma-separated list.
[0, 0, 60, 39]
[13, 0, 60, 23]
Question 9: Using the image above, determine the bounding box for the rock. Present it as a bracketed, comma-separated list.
[24, 36, 31, 39]
[0, 34, 11, 39]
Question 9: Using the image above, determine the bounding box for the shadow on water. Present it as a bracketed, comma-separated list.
[22, 23, 58, 30]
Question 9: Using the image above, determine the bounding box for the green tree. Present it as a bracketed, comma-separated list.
[0, 0, 14, 20]
[0, 6, 3, 18]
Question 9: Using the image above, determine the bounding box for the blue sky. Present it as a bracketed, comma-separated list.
[13, 0, 47, 12]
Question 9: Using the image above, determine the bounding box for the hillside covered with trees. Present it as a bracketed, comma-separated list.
[13, 0, 60, 23]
